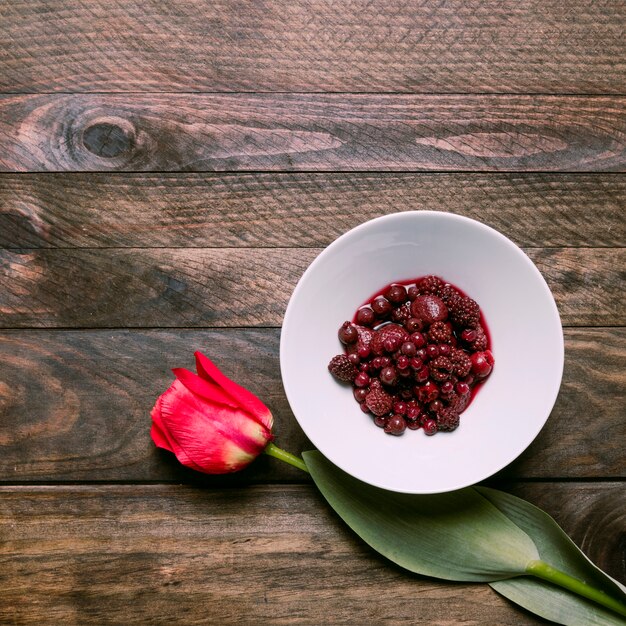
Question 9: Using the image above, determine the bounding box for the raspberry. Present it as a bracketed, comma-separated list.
[437, 407, 460, 432]
[452, 390, 471, 413]
[410, 295, 448, 325]
[391, 302, 412, 324]
[428, 320, 453, 344]
[449, 296, 480, 329]
[418, 275, 444, 295]
[370, 324, 409, 356]
[468, 325, 488, 351]
[430, 356, 453, 381]
[450, 348, 472, 378]
[365, 387, 394, 416]
[328, 354, 358, 382]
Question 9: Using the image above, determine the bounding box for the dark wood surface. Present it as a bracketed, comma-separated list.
[2, 94, 625, 172]
[0, 2, 624, 625]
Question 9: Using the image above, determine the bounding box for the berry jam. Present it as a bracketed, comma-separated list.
[327, 275, 494, 436]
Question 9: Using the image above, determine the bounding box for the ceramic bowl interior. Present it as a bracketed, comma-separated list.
[280, 211, 564, 493]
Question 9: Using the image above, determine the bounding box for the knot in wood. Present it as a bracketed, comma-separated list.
[82, 122, 133, 158]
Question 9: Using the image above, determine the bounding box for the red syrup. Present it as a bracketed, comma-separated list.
[328, 275, 494, 436]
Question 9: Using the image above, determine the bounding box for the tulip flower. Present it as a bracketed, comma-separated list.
[150, 351, 307, 473]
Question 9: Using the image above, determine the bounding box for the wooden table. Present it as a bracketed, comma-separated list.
[1, 2, 624, 624]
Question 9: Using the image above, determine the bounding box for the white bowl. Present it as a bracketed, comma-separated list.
[280, 212, 564, 493]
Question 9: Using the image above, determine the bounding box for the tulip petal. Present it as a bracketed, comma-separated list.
[172, 367, 238, 408]
[194, 351, 273, 430]
[150, 396, 174, 452]
[158, 380, 271, 473]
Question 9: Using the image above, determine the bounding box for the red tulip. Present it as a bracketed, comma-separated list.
[150, 351, 274, 473]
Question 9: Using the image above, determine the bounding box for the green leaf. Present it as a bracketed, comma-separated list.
[479, 487, 626, 626]
[303, 450, 539, 582]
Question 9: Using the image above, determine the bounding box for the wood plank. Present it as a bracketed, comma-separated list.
[0, 328, 622, 482]
[0, 248, 623, 328]
[1, 173, 624, 249]
[1, 1, 625, 94]
[0, 483, 622, 625]
[1, 94, 625, 172]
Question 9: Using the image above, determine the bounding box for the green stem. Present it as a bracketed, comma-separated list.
[263, 442, 309, 473]
[526, 560, 626, 618]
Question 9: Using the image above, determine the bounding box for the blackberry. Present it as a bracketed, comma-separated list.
[418, 275, 444, 295]
[437, 407, 460, 432]
[450, 348, 472, 378]
[430, 356, 453, 381]
[449, 296, 480, 329]
[428, 320, 453, 344]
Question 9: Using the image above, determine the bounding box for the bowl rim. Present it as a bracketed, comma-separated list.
[280, 210, 565, 493]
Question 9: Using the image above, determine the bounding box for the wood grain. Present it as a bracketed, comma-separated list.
[0, 328, 622, 482]
[0, 483, 622, 625]
[0, 248, 623, 328]
[2, 1, 625, 94]
[1, 94, 625, 172]
[1, 173, 625, 249]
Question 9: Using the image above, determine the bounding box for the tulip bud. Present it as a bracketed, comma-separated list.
[150, 351, 273, 473]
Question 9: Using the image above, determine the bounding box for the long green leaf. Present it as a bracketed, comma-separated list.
[303, 450, 539, 582]
[479, 487, 626, 626]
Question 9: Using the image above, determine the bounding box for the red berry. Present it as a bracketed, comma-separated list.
[347, 353, 360, 365]
[406, 405, 421, 420]
[370, 324, 409, 356]
[372, 296, 392, 317]
[328, 355, 358, 382]
[411, 295, 448, 324]
[357, 344, 371, 359]
[415, 365, 430, 383]
[429, 320, 453, 344]
[437, 407, 460, 432]
[417, 381, 439, 403]
[423, 419, 438, 435]
[407, 285, 420, 301]
[430, 356, 453, 382]
[471, 352, 493, 379]
[405, 317, 424, 332]
[429, 399, 444, 415]
[418, 275, 444, 295]
[380, 366, 398, 386]
[384, 414, 407, 436]
[373, 414, 388, 427]
[356, 307, 375, 327]
[365, 387, 393, 416]
[385, 284, 408, 304]
[409, 332, 426, 348]
[396, 355, 410, 370]
[391, 302, 412, 324]
[354, 372, 371, 387]
[449, 296, 480, 329]
[450, 348, 472, 378]
[401, 341, 417, 357]
[440, 381, 455, 396]
[354, 387, 368, 402]
[360, 402, 372, 414]
[461, 328, 477, 343]
[426, 344, 439, 359]
[456, 382, 470, 396]
[338, 321, 358, 344]
[410, 357, 424, 370]
[406, 416, 421, 430]
[393, 401, 407, 416]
